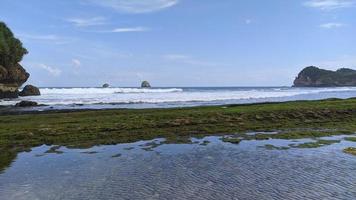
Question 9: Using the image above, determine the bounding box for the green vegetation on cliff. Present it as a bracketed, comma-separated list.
[0, 22, 30, 98]
[0, 22, 28, 67]
[293, 66, 356, 87]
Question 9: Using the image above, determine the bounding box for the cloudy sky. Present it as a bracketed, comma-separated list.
[1, 0, 356, 87]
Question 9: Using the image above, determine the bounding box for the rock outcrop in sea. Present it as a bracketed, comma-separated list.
[102, 83, 109, 88]
[141, 81, 151, 88]
[15, 100, 38, 107]
[293, 66, 356, 87]
[19, 85, 40, 96]
[0, 22, 32, 98]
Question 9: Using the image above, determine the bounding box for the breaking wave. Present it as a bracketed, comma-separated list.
[1, 87, 356, 107]
[40, 87, 183, 95]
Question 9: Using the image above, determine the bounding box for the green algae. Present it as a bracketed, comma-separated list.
[0, 98, 356, 172]
[111, 153, 122, 158]
[343, 147, 356, 156]
[263, 144, 290, 150]
[200, 140, 210, 146]
[221, 137, 241, 144]
[344, 137, 356, 142]
[45, 146, 63, 154]
[289, 140, 341, 148]
[81, 151, 98, 154]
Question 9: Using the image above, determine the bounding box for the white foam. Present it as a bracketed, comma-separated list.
[1, 87, 356, 106]
[40, 87, 183, 95]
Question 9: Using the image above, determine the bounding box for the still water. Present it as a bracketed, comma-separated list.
[0, 136, 355, 200]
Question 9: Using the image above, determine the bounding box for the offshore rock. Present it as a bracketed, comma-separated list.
[19, 85, 40, 96]
[15, 100, 38, 107]
[293, 66, 356, 87]
[141, 81, 151, 88]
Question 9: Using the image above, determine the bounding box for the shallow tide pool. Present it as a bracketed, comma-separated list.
[0, 136, 355, 200]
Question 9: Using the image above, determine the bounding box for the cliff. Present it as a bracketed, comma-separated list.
[0, 22, 29, 98]
[293, 66, 356, 87]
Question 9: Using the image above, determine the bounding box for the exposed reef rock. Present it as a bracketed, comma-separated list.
[0, 22, 30, 98]
[141, 81, 151, 88]
[19, 85, 40, 96]
[15, 100, 38, 107]
[293, 66, 356, 87]
[0, 64, 29, 98]
[102, 83, 109, 88]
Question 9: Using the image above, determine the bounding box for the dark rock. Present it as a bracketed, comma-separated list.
[0, 63, 30, 98]
[293, 66, 356, 87]
[15, 100, 38, 107]
[0, 65, 7, 80]
[0, 90, 19, 99]
[19, 85, 40, 96]
[102, 83, 109, 88]
[0, 64, 29, 85]
[141, 81, 151, 88]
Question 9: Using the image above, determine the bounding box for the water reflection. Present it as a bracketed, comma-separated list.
[0, 136, 355, 200]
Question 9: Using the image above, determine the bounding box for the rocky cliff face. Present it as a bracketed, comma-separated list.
[293, 66, 356, 87]
[0, 22, 30, 98]
[0, 64, 29, 98]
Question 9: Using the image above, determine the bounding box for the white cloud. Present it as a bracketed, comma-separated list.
[303, 0, 354, 10]
[92, 27, 150, 33]
[17, 34, 61, 41]
[112, 27, 149, 32]
[39, 64, 62, 76]
[72, 59, 81, 68]
[17, 33, 73, 45]
[319, 22, 346, 28]
[66, 17, 107, 27]
[88, 0, 179, 13]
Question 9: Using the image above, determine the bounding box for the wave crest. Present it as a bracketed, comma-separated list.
[40, 87, 183, 95]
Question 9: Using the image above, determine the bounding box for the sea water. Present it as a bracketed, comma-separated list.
[1, 87, 356, 110]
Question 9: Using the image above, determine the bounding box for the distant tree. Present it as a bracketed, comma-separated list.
[0, 22, 28, 67]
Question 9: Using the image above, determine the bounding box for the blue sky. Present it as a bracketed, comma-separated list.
[1, 0, 356, 87]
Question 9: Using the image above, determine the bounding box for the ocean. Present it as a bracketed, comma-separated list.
[1, 87, 356, 110]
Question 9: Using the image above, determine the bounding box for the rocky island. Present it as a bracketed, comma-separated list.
[0, 22, 34, 98]
[293, 66, 356, 87]
[141, 80, 151, 88]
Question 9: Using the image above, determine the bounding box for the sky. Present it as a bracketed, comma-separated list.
[1, 0, 356, 87]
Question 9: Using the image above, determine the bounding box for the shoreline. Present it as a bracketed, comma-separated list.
[0, 97, 353, 115]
